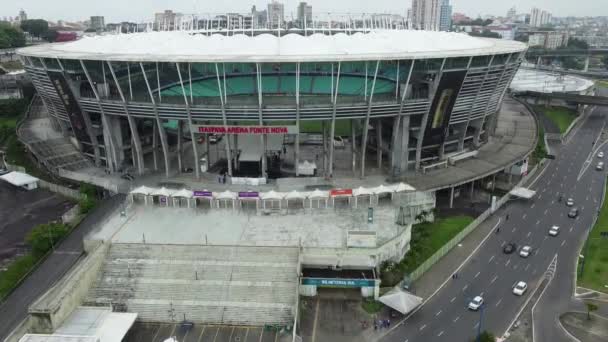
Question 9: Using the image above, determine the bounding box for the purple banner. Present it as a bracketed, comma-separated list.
[193, 190, 213, 197]
[160, 197, 167, 203]
[239, 191, 259, 198]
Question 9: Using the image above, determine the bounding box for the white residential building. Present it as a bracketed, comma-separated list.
[411, 0, 441, 31]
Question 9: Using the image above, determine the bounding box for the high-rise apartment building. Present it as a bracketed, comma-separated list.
[439, 0, 452, 31]
[297, 2, 312, 27]
[411, 0, 441, 31]
[530, 8, 552, 28]
[18, 9, 27, 22]
[506, 7, 517, 20]
[154, 10, 183, 31]
[90, 16, 105, 31]
[267, 1, 284, 28]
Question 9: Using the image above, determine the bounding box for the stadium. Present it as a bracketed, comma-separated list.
[17, 28, 527, 182]
[13, 26, 535, 342]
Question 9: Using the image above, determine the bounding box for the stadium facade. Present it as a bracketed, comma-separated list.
[17, 29, 527, 180]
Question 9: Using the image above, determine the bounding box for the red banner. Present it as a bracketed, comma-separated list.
[330, 189, 353, 197]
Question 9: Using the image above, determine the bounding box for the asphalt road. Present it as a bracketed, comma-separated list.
[0, 194, 125, 341]
[382, 99, 608, 342]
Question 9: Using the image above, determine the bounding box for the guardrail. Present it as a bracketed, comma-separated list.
[409, 162, 541, 281]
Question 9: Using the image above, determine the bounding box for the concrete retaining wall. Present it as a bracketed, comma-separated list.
[27, 241, 108, 334]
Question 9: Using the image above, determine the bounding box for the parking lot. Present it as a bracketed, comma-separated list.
[124, 323, 284, 342]
[0, 181, 73, 269]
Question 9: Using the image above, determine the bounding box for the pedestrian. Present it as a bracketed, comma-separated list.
[387, 319, 391, 327]
[223, 175, 226, 184]
[218, 175, 222, 183]
[496, 227, 500, 234]
[283, 146, 287, 154]
[452, 273, 456, 279]
[373, 322, 378, 331]
[506, 214, 509, 221]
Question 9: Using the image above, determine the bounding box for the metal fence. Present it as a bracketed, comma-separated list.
[409, 162, 542, 281]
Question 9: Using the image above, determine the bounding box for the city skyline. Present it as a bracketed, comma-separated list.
[2, 0, 606, 24]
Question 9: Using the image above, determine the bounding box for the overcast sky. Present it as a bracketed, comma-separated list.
[2, 0, 605, 23]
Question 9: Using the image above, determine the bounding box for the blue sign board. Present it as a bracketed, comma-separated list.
[301, 278, 376, 288]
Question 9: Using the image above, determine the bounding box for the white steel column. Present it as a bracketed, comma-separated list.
[415, 58, 446, 170]
[295, 62, 301, 176]
[139, 62, 171, 177]
[176, 62, 201, 179]
[359, 61, 380, 178]
[328, 62, 341, 177]
[215, 63, 233, 176]
[53, 58, 102, 167]
[152, 121, 158, 170]
[107, 61, 145, 175]
[79, 60, 119, 172]
[256, 63, 267, 177]
[376, 119, 382, 169]
[390, 60, 415, 175]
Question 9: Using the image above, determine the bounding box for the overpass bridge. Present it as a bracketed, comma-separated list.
[519, 64, 608, 79]
[514, 91, 608, 106]
[526, 48, 608, 72]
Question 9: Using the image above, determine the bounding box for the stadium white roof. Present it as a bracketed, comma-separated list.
[18, 30, 526, 62]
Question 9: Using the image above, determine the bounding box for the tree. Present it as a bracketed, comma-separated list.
[26, 223, 70, 258]
[20, 19, 49, 38]
[472, 331, 496, 342]
[0, 23, 26, 48]
[585, 302, 599, 320]
[469, 30, 501, 39]
[567, 38, 589, 50]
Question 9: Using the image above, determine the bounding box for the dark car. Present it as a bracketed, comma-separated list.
[120, 173, 134, 181]
[568, 208, 579, 218]
[503, 242, 517, 254]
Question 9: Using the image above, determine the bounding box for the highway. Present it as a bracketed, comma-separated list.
[382, 96, 608, 342]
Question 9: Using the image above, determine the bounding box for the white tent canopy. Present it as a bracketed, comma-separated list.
[172, 189, 194, 198]
[353, 186, 374, 197]
[151, 187, 174, 197]
[389, 182, 416, 192]
[509, 187, 536, 199]
[371, 184, 393, 195]
[215, 190, 238, 200]
[130, 186, 154, 195]
[379, 288, 423, 314]
[308, 189, 329, 199]
[261, 190, 285, 200]
[285, 190, 308, 200]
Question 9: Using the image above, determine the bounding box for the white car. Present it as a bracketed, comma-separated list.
[597, 162, 604, 171]
[468, 296, 484, 311]
[519, 246, 532, 258]
[566, 198, 574, 207]
[598, 152, 604, 158]
[549, 225, 560, 236]
[513, 281, 528, 296]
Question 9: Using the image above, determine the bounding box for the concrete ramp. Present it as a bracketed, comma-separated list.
[85, 243, 299, 326]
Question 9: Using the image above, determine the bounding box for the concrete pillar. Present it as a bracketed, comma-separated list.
[449, 187, 455, 209]
[400, 116, 410, 172]
[584, 56, 590, 72]
[152, 121, 158, 171]
[351, 119, 357, 174]
[177, 121, 183, 172]
[376, 120, 382, 169]
[536, 56, 542, 68]
[322, 121, 328, 177]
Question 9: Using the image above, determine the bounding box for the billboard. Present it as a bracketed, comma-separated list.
[194, 125, 298, 135]
[423, 70, 467, 147]
[47, 71, 92, 146]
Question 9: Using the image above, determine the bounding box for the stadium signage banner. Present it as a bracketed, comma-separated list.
[301, 278, 376, 288]
[193, 191, 213, 197]
[194, 125, 297, 135]
[239, 191, 259, 198]
[330, 189, 353, 197]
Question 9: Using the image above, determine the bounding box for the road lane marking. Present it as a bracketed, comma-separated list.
[501, 241, 506, 247]
[491, 275, 498, 284]
[462, 284, 468, 291]
[438, 331, 444, 337]
[531, 203, 535, 209]
[450, 297, 456, 303]
[544, 209, 548, 215]
[512, 227, 517, 233]
[525, 264, 531, 271]
[526, 232, 531, 238]
[514, 264, 519, 270]
[489, 255, 495, 263]
[496, 298, 503, 307]
[532, 268, 537, 275]
[569, 226, 574, 233]
[536, 220, 540, 225]
[419, 324, 426, 331]
[453, 316, 460, 323]
[475, 271, 481, 278]
[561, 240, 566, 247]
[435, 310, 442, 317]
[506, 259, 511, 266]
[523, 213, 527, 219]
[473, 322, 480, 329]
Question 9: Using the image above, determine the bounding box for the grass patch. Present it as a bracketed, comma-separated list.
[0, 254, 39, 299]
[596, 80, 608, 88]
[534, 105, 578, 134]
[530, 122, 547, 165]
[381, 215, 474, 286]
[361, 299, 384, 314]
[578, 180, 608, 293]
